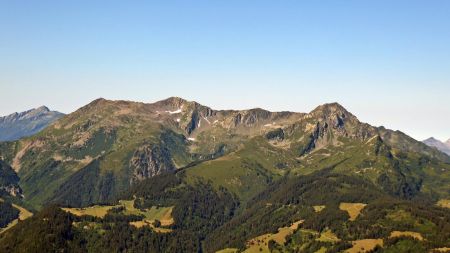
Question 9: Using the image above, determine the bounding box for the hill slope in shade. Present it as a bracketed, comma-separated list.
[0, 106, 64, 141]
[423, 137, 450, 155]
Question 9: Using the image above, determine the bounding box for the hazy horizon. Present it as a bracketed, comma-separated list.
[1, 1, 449, 141]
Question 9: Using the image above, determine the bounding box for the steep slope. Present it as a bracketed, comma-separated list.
[0, 106, 64, 141]
[423, 137, 450, 155]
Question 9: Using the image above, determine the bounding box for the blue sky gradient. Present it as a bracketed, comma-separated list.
[1, 1, 449, 141]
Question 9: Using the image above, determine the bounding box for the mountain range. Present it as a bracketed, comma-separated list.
[423, 137, 450, 155]
[0, 97, 449, 252]
[0, 106, 64, 141]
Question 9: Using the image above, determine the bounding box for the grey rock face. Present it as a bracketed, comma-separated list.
[0, 106, 64, 141]
[130, 144, 176, 183]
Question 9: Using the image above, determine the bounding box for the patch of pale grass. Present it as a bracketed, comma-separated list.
[216, 248, 239, 253]
[0, 200, 33, 234]
[317, 229, 340, 243]
[346, 239, 383, 253]
[339, 202, 367, 221]
[389, 231, 423, 241]
[437, 199, 450, 209]
[432, 247, 450, 252]
[63, 199, 175, 233]
[243, 220, 304, 253]
[313, 205, 325, 212]
[62, 205, 118, 218]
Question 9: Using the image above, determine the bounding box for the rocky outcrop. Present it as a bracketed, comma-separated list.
[130, 144, 176, 183]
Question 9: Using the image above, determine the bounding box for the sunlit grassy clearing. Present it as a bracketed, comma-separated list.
[62, 199, 174, 232]
[437, 199, 450, 209]
[345, 239, 383, 253]
[119, 200, 174, 226]
[0, 199, 33, 234]
[313, 205, 325, 212]
[339, 202, 367, 221]
[389, 231, 423, 241]
[215, 248, 239, 253]
[317, 229, 340, 243]
[242, 220, 304, 253]
[62, 205, 117, 218]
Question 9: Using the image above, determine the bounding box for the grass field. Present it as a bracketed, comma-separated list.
[437, 199, 450, 209]
[346, 239, 383, 253]
[12, 203, 33, 220]
[313, 205, 325, 212]
[215, 248, 239, 253]
[315, 247, 327, 253]
[129, 220, 173, 233]
[243, 220, 304, 253]
[0, 199, 33, 234]
[432, 247, 450, 252]
[62, 205, 118, 218]
[389, 231, 423, 241]
[119, 200, 174, 226]
[317, 229, 340, 243]
[62, 199, 174, 232]
[339, 202, 367, 221]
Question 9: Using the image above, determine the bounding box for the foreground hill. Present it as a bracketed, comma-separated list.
[0, 97, 449, 252]
[0, 106, 64, 141]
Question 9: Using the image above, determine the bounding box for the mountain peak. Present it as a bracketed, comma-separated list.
[309, 102, 356, 121]
[312, 102, 348, 112]
[0, 106, 64, 141]
[35, 106, 50, 112]
[423, 137, 440, 142]
[156, 97, 189, 107]
[423, 137, 450, 155]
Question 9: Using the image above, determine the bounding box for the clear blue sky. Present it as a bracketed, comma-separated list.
[1, 1, 449, 141]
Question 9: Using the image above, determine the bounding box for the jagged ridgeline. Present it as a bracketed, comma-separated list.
[0, 97, 449, 252]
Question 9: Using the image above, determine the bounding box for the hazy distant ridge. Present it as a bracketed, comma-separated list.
[0, 106, 64, 141]
[423, 137, 450, 155]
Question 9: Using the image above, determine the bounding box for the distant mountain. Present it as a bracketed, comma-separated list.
[0, 106, 64, 141]
[423, 137, 450, 155]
